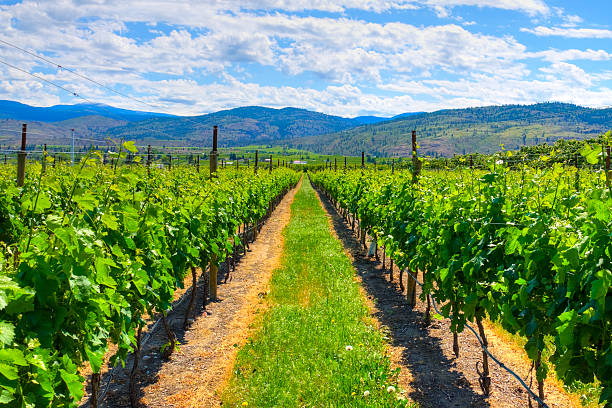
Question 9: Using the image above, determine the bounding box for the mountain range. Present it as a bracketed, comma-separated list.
[106, 106, 390, 147]
[1, 100, 611, 156]
[0, 100, 174, 122]
[279, 103, 612, 157]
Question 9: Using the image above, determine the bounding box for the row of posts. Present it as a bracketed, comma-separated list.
[14, 126, 611, 188]
[9, 126, 416, 189]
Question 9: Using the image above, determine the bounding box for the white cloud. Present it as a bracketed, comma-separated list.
[1, 0, 611, 118]
[529, 49, 612, 62]
[521, 26, 612, 38]
[0, 7, 529, 84]
[378, 71, 612, 111]
[424, 0, 548, 17]
[540, 62, 594, 87]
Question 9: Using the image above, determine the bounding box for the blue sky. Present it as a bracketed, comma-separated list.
[1, 0, 611, 117]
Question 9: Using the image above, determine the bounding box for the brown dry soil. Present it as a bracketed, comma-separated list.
[314, 186, 581, 408]
[96, 178, 300, 408]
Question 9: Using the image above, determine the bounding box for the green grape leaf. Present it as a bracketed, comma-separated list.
[94, 258, 117, 288]
[0, 349, 27, 367]
[100, 213, 119, 230]
[122, 141, 138, 153]
[85, 347, 103, 374]
[556, 310, 576, 348]
[0, 389, 14, 404]
[580, 144, 600, 165]
[60, 369, 84, 401]
[0, 363, 18, 381]
[0, 321, 15, 345]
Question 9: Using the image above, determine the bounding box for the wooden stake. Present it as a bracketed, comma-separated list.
[254, 150, 258, 174]
[16, 124, 27, 187]
[210, 126, 218, 178]
[90, 373, 101, 408]
[406, 269, 417, 308]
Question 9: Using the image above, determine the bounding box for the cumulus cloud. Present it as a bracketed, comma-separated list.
[529, 49, 612, 63]
[424, 0, 548, 18]
[378, 71, 612, 111]
[521, 26, 612, 38]
[0, 0, 611, 117]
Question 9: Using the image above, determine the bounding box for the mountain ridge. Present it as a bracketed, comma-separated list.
[278, 102, 612, 157]
[0, 100, 175, 123]
[2, 100, 611, 156]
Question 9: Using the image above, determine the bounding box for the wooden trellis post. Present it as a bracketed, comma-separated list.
[16, 124, 27, 186]
[210, 125, 218, 178]
[406, 130, 419, 308]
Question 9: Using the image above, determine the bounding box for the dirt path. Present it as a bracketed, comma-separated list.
[100, 178, 301, 408]
[314, 186, 579, 408]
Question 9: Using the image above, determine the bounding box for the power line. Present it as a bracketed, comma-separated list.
[0, 57, 191, 142]
[0, 38, 162, 113]
[0, 38, 210, 132]
[0, 58, 86, 100]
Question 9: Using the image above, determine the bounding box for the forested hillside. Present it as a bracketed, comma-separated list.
[283, 103, 612, 157]
[105, 106, 379, 146]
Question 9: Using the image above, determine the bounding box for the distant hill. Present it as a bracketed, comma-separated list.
[0, 100, 174, 123]
[390, 112, 425, 120]
[1, 103, 390, 147]
[106, 106, 376, 147]
[280, 103, 612, 157]
[352, 115, 390, 125]
[0, 115, 127, 147]
[7, 100, 606, 157]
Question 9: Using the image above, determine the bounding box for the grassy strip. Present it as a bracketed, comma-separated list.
[222, 178, 414, 407]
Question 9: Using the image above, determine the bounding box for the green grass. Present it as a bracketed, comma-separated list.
[222, 178, 414, 408]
